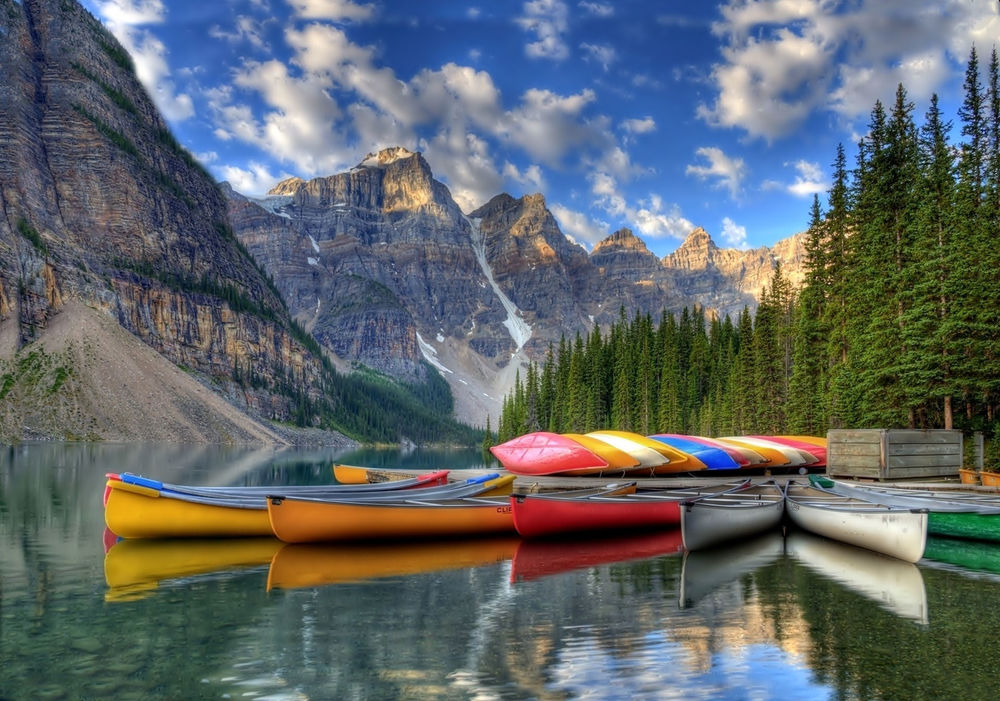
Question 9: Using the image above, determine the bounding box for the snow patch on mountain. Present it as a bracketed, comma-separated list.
[465, 215, 532, 352]
[416, 332, 453, 374]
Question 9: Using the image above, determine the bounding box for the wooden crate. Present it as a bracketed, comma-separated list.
[827, 429, 963, 480]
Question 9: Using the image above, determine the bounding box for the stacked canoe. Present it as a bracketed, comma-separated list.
[489, 431, 826, 476]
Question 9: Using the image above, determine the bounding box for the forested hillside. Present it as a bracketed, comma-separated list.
[495, 47, 1000, 463]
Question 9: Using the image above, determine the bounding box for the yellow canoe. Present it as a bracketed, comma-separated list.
[562, 433, 640, 472]
[777, 435, 828, 448]
[267, 475, 516, 543]
[333, 464, 429, 484]
[715, 437, 790, 466]
[588, 430, 707, 474]
[105, 478, 273, 539]
[266, 536, 520, 590]
[104, 537, 281, 601]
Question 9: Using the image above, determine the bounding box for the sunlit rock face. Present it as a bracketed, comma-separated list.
[0, 0, 336, 430]
[228, 148, 806, 424]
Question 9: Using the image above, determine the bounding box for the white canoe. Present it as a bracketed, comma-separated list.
[679, 482, 785, 551]
[784, 481, 928, 563]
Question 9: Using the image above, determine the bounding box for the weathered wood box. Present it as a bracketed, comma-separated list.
[827, 429, 963, 480]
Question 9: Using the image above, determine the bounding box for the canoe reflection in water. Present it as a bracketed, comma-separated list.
[510, 529, 684, 583]
[103, 537, 282, 601]
[266, 536, 520, 590]
[678, 532, 785, 608]
[786, 530, 928, 625]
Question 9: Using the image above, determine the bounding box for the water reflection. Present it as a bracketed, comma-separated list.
[786, 530, 928, 624]
[8, 443, 1000, 699]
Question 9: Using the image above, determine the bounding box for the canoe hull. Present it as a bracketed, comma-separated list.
[267, 497, 514, 543]
[928, 512, 1000, 542]
[105, 481, 271, 538]
[511, 496, 681, 538]
[785, 495, 927, 563]
[679, 486, 784, 551]
[490, 431, 608, 475]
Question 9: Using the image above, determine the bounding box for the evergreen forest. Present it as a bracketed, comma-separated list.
[493, 47, 1000, 463]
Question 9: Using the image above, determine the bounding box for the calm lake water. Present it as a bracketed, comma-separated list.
[4, 443, 1000, 700]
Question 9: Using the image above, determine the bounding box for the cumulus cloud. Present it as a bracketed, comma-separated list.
[621, 116, 656, 134]
[580, 43, 616, 71]
[503, 162, 547, 192]
[91, 0, 194, 120]
[209, 15, 268, 50]
[701, 0, 1000, 140]
[550, 204, 608, 248]
[786, 159, 827, 197]
[720, 217, 749, 249]
[286, 0, 375, 21]
[516, 0, 569, 60]
[590, 173, 693, 240]
[220, 161, 288, 196]
[686, 146, 747, 199]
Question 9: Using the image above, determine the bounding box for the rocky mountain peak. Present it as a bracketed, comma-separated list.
[268, 177, 306, 196]
[592, 228, 649, 254]
[678, 227, 717, 253]
[358, 146, 419, 168]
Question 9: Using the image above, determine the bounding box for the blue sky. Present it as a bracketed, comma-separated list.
[80, 1, 1000, 254]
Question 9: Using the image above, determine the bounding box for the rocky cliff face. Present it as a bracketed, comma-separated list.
[227, 149, 806, 425]
[0, 0, 344, 441]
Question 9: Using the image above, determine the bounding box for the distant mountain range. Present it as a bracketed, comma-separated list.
[225, 146, 806, 426]
[0, 0, 804, 441]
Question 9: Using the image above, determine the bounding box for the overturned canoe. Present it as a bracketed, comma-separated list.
[490, 432, 607, 475]
[751, 436, 826, 466]
[649, 434, 742, 470]
[784, 480, 928, 563]
[590, 430, 706, 474]
[679, 482, 785, 551]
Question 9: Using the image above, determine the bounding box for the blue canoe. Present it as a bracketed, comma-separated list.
[648, 435, 741, 470]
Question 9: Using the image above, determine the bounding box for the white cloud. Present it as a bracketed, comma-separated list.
[550, 204, 608, 248]
[195, 150, 218, 164]
[516, 0, 569, 60]
[91, 0, 194, 121]
[701, 0, 1000, 140]
[589, 173, 693, 240]
[580, 43, 616, 71]
[720, 217, 749, 249]
[286, 0, 375, 21]
[503, 88, 601, 166]
[503, 162, 547, 192]
[579, 1, 613, 17]
[686, 146, 747, 199]
[220, 161, 287, 196]
[786, 159, 827, 197]
[631, 194, 695, 240]
[621, 116, 656, 134]
[420, 131, 503, 212]
[208, 15, 267, 50]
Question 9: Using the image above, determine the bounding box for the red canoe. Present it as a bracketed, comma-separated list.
[489, 432, 608, 475]
[510, 480, 750, 538]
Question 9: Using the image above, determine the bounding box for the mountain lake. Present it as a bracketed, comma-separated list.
[3, 442, 1000, 700]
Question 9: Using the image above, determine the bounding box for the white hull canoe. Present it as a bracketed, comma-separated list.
[785, 531, 928, 624]
[784, 482, 927, 563]
[679, 482, 784, 551]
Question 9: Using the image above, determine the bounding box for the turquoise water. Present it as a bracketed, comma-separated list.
[3, 443, 1000, 700]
